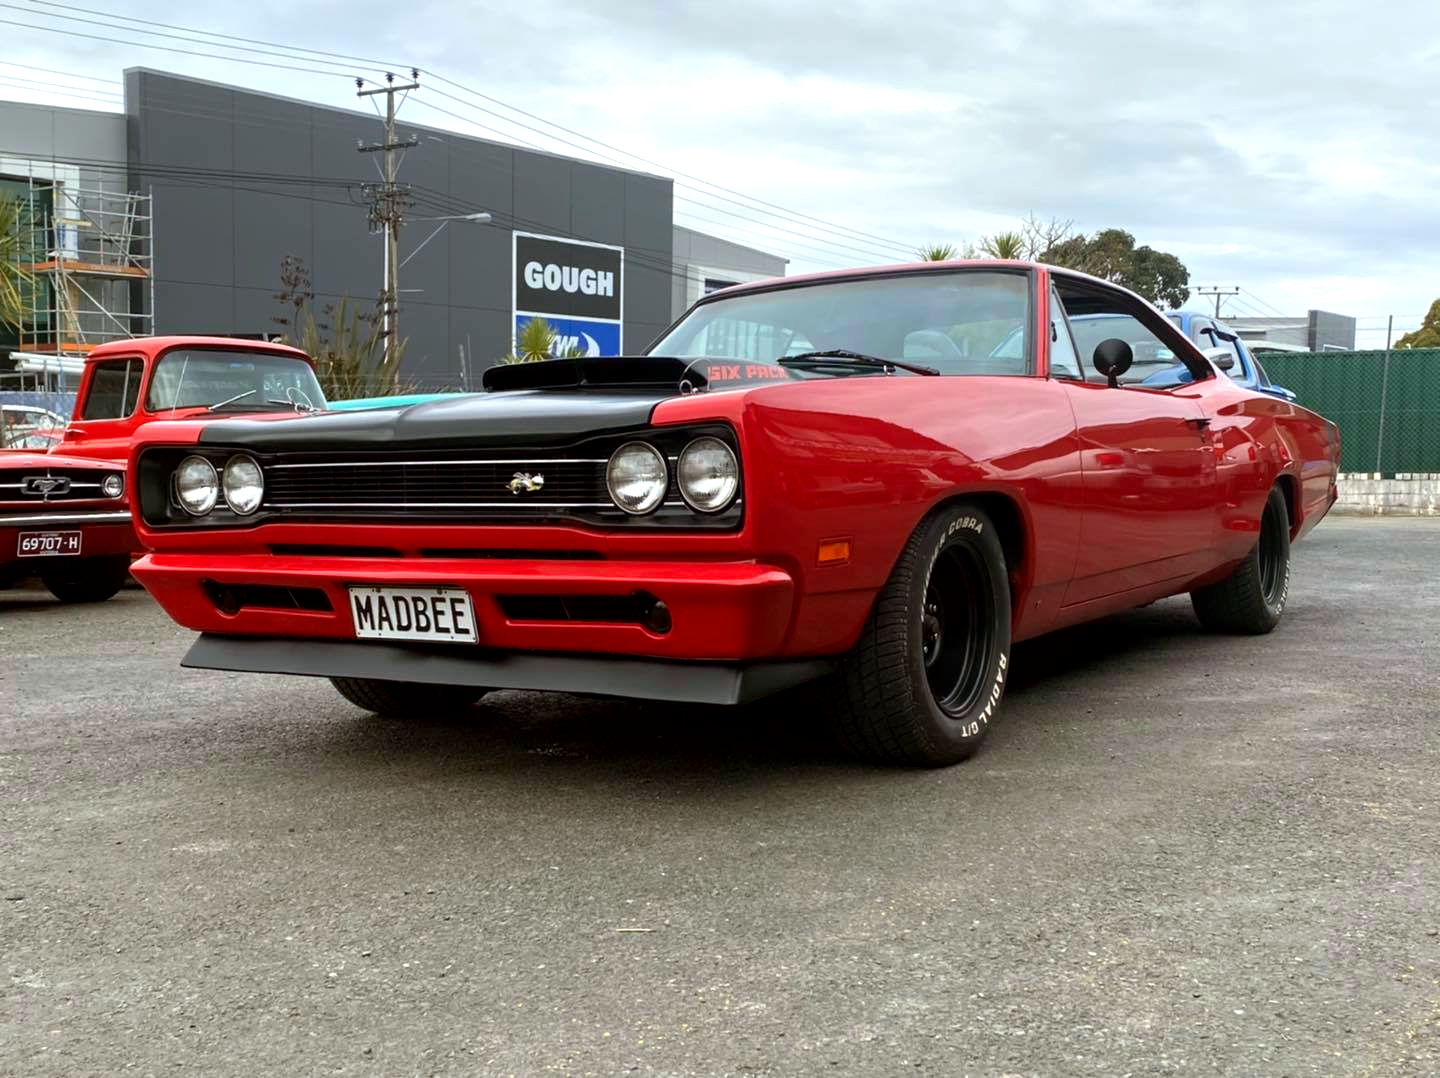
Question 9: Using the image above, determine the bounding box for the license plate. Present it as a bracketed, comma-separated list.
[348, 585, 478, 644]
[18, 531, 82, 557]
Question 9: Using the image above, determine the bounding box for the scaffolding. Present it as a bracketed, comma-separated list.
[12, 174, 153, 356]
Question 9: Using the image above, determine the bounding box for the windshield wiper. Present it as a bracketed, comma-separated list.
[779, 349, 940, 377]
[267, 398, 317, 414]
[206, 389, 257, 412]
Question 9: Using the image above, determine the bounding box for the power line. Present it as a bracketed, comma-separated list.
[0, 59, 121, 85]
[23, 0, 922, 259]
[0, 75, 121, 102]
[1236, 287, 1289, 317]
[0, 15, 374, 80]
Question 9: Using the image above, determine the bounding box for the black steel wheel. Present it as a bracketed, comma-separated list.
[828, 503, 1013, 767]
[1191, 483, 1292, 634]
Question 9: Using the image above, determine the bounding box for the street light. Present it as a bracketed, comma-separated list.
[400, 212, 491, 268]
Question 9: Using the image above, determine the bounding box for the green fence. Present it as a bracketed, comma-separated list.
[1260, 348, 1440, 475]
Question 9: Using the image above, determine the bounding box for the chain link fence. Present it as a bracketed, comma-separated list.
[1261, 348, 1440, 475]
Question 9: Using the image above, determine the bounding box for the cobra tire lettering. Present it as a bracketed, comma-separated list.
[972, 651, 1009, 735]
[945, 515, 983, 539]
[1275, 561, 1291, 613]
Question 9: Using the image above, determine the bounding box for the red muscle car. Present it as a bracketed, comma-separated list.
[1, 450, 134, 602]
[128, 262, 1340, 766]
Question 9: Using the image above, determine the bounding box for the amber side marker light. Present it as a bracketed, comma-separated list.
[817, 539, 852, 566]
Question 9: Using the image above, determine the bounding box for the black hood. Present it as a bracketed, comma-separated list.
[196, 387, 674, 452]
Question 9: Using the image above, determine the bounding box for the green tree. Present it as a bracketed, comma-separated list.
[497, 316, 585, 363]
[1042, 227, 1191, 308]
[1395, 299, 1440, 349]
[0, 194, 36, 329]
[272, 255, 406, 398]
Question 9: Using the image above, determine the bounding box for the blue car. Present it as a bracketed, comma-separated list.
[1162, 311, 1298, 402]
[326, 392, 470, 411]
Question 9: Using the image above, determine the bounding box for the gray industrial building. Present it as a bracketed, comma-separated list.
[1, 69, 786, 389]
[1226, 310, 1357, 352]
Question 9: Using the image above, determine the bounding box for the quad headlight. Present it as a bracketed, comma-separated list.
[606, 441, 668, 515]
[222, 455, 264, 516]
[677, 436, 739, 513]
[175, 455, 219, 516]
[101, 473, 125, 499]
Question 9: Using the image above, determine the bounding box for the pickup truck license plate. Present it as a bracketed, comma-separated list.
[348, 585, 477, 644]
[18, 531, 82, 557]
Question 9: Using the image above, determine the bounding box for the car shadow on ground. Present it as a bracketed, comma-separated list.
[284, 597, 1213, 780]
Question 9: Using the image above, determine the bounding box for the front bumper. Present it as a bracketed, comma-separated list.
[132, 552, 797, 661]
[1, 516, 138, 565]
[183, 634, 833, 706]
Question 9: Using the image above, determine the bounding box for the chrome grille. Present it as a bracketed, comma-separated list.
[0, 467, 116, 504]
[262, 457, 612, 510]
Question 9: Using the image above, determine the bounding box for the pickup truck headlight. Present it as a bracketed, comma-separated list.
[222, 455, 264, 516]
[176, 455, 219, 516]
[678, 436, 739, 513]
[607, 441, 667, 515]
[102, 473, 125, 499]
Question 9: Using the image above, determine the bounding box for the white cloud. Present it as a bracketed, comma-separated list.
[2, 0, 1436, 321]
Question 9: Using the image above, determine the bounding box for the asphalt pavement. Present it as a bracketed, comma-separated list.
[3, 515, 1438, 1077]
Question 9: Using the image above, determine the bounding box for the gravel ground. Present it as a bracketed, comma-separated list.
[2, 515, 1437, 1077]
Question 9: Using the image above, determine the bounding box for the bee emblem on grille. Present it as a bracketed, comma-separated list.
[507, 472, 545, 494]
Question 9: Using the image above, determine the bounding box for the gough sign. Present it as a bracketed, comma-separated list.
[513, 233, 624, 356]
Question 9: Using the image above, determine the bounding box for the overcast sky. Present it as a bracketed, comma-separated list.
[4, 0, 1436, 341]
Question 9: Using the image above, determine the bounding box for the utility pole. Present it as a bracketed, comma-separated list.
[1196, 286, 1240, 318]
[357, 71, 420, 372]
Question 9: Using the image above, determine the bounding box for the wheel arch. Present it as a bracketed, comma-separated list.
[924, 488, 1031, 612]
[1274, 470, 1300, 537]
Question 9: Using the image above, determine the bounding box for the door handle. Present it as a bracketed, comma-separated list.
[1186, 417, 1212, 430]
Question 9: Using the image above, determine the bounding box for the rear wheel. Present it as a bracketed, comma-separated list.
[827, 503, 1013, 767]
[39, 555, 131, 604]
[330, 677, 488, 718]
[1191, 484, 1291, 634]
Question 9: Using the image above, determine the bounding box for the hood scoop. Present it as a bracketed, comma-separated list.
[482, 355, 708, 394]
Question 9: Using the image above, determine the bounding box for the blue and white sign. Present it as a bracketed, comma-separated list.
[513, 314, 621, 358]
[512, 232, 624, 357]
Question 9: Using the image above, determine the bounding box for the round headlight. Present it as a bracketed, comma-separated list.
[176, 456, 219, 516]
[606, 442, 668, 515]
[222, 455, 264, 516]
[677, 436, 739, 513]
[101, 473, 125, 499]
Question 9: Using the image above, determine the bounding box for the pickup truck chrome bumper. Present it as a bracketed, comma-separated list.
[0, 510, 132, 527]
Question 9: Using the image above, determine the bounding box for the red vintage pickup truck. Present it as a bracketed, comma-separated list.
[3, 337, 322, 604]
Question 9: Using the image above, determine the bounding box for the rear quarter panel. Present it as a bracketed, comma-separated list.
[1198, 380, 1340, 552]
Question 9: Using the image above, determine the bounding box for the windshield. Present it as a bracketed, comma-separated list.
[145, 349, 327, 412]
[649, 270, 1032, 377]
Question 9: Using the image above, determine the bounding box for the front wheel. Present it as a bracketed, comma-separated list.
[827, 503, 1013, 767]
[39, 555, 131, 604]
[1191, 484, 1291, 634]
[330, 677, 488, 718]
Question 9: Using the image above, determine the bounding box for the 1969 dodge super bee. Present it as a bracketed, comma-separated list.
[128, 261, 1340, 766]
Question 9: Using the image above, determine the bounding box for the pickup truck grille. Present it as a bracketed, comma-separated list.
[263, 457, 613, 510]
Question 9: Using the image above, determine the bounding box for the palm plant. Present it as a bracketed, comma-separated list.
[0, 195, 36, 329]
[916, 242, 960, 262]
[498, 316, 585, 363]
[979, 231, 1026, 259]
